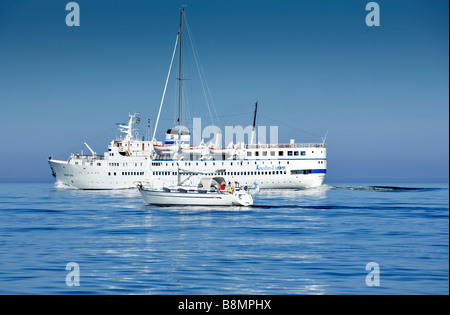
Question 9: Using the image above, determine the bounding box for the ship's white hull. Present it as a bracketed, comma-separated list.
[49, 156, 326, 190]
[49, 159, 151, 189]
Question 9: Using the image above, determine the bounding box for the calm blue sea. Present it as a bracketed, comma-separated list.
[0, 182, 448, 295]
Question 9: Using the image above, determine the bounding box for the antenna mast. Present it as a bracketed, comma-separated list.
[250, 101, 258, 145]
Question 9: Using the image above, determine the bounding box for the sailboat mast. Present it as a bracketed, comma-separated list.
[177, 8, 185, 185]
[178, 8, 184, 146]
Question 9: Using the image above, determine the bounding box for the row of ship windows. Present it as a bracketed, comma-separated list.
[108, 171, 145, 176]
[109, 163, 143, 167]
[152, 170, 289, 176]
[150, 160, 324, 167]
[247, 150, 307, 157]
[74, 162, 144, 167]
[152, 160, 292, 167]
[106, 170, 318, 176]
[115, 142, 150, 147]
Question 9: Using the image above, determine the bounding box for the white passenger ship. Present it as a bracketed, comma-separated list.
[49, 123, 327, 190]
[48, 8, 327, 190]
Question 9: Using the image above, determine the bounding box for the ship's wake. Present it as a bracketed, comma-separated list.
[327, 185, 441, 192]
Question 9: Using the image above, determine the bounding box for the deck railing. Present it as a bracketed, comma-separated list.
[70, 154, 105, 160]
[245, 143, 326, 149]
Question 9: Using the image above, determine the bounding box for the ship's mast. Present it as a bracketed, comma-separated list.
[250, 101, 258, 145]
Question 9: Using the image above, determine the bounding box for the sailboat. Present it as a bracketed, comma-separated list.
[137, 8, 253, 207]
[138, 177, 253, 206]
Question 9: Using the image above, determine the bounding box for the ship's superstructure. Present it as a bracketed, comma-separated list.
[149, 141, 327, 189]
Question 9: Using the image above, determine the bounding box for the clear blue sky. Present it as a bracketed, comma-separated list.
[0, 0, 448, 183]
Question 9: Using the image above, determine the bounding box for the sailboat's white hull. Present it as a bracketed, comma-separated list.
[139, 189, 253, 206]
